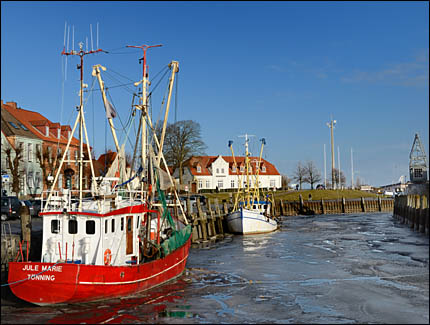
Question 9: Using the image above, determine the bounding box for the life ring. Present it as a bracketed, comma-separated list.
[104, 248, 112, 265]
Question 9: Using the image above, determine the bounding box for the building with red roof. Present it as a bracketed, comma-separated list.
[173, 155, 282, 193]
[1, 100, 91, 196]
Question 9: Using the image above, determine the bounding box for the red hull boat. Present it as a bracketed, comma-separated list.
[7, 38, 190, 305]
[8, 237, 191, 305]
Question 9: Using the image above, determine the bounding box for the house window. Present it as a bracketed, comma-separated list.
[74, 150, 78, 165]
[216, 168, 219, 174]
[68, 220, 78, 234]
[231, 179, 235, 188]
[58, 174, 63, 188]
[270, 179, 276, 188]
[18, 123, 28, 131]
[217, 180, 223, 188]
[28, 172, 34, 188]
[86, 220, 95, 234]
[9, 122, 19, 129]
[221, 168, 224, 174]
[36, 144, 41, 160]
[197, 165, 201, 173]
[198, 180, 203, 189]
[28, 143, 33, 162]
[35, 172, 41, 188]
[48, 146, 52, 163]
[205, 180, 210, 188]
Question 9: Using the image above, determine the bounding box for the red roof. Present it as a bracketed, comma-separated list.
[183, 156, 280, 176]
[1, 101, 80, 146]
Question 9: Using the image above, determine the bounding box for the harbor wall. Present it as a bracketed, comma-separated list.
[393, 194, 429, 235]
[181, 196, 395, 244]
[277, 196, 394, 216]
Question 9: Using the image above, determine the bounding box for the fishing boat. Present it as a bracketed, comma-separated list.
[7, 42, 191, 305]
[225, 135, 279, 235]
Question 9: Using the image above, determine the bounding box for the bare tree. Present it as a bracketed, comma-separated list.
[333, 168, 346, 188]
[293, 162, 306, 190]
[281, 174, 291, 189]
[3, 144, 23, 196]
[36, 146, 63, 192]
[303, 160, 322, 189]
[156, 120, 207, 184]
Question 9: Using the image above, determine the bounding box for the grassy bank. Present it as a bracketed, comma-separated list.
[203, 189, 384, 202]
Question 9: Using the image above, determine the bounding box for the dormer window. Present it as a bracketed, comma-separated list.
[197, 165, 201, 173]
[262, 166, 266, 172]
[57, 129, 61, 139]
[240, 165, 244, 172]
[232, 165, 237, 173]
[45, 126, 49, 137]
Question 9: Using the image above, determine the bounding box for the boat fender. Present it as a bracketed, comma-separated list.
[104, 248, 112, 265]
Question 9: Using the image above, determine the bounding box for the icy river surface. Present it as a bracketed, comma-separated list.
[1, 212, 429, 324]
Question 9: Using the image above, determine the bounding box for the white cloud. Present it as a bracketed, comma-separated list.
[341, 52, 429, 87]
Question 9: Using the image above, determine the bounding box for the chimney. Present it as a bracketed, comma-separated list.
[6, 101, 18, 109]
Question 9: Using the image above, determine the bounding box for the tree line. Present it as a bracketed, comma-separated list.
[283, 161, 347, 190]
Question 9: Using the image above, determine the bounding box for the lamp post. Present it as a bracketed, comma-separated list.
[326, 118, 336, 189]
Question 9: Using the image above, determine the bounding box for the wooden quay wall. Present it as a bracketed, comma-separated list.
[277, 195, 394, 217]
[393, 194, 429, 235]
[179, 196, 396, 244]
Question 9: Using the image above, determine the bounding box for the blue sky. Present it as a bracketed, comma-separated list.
[2, 1, 429, 187]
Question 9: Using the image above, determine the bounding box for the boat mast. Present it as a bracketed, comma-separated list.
[126, 44, 162, 200]
[60, 43, 103, 211]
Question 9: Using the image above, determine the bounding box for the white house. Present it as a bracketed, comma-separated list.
[173, 155, 282, 193]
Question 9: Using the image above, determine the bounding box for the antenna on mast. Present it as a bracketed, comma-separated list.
[90, 24, 94, 51]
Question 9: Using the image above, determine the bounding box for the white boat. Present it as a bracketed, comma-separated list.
[226, 135, 279, 235]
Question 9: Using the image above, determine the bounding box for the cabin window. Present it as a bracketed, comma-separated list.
[68, 220, 78, 234]
[105, 219, 108, 234]
[86, 220, 95, 234]
[51, 220, 60, 234]
[111, 219, 115, 233]
[137, 216, 140, 229]
[121, 217, 124, 231]
[127, 217, 132, 231]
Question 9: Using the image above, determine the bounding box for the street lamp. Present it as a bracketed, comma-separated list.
[326, 118, 336, 189]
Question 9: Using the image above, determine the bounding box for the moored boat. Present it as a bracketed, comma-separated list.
[226, 135, 279, 235]
[7, 41, 191, 305]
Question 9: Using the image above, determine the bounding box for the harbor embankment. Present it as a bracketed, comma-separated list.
[393, 183, 429, 235]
